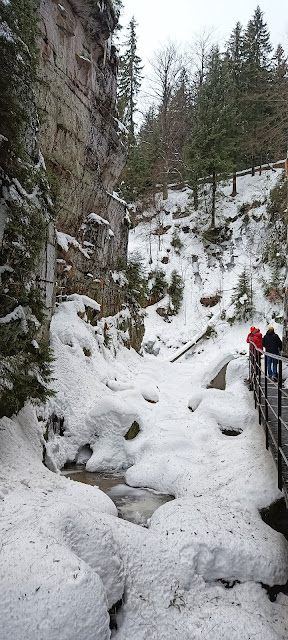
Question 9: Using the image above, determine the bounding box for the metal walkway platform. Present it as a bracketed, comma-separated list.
[250, 347, 288, 505]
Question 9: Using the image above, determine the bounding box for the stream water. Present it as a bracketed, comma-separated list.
[62, 465, 174, 526]
[61, 363, 232, 525]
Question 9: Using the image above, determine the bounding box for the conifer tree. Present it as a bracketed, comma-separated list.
[268, 44, 288, 159]
[225, 21, 245, 195]
[189, 47, 237, 227]
[117, 16, 143, 140]
[119, 105, 161, 202]
[232, 269, 254, 321]
[168, 270, 184, 314]
[241, 6, 273, 174]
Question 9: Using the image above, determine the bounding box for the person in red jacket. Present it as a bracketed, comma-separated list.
[246, 327, 263, 350]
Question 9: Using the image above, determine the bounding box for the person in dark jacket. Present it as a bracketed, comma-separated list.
[262, 326, 282, 380]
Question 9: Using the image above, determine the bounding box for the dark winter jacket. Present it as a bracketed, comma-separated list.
[247, 328, 263, 350]
[262, 329, 282, 355]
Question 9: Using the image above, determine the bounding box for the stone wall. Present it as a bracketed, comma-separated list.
[37, 0, 129, 315]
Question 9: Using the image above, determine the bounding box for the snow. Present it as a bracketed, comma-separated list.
[107, 190, 127, 206]
[128, 168, 284, 359]
[56, 230, 91, 259]
[0, 264, 13, 282]
[86, 212, 110, 226]
[114, 117, 129, 135]
[1, 169, 288, 638]
[0, 20, 14, 42]
[77, 54, 91, 63]
[67, 293, 101, 312]
[0, 304, 27, 330]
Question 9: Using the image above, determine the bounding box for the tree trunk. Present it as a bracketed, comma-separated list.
[231, 170, 237, 197]
[162, 172, 168, 200]
[251, 155, 255, 177]
[211, 171, 216, 227]
[192, 176, 199, 210]
[283, 178, 288, 356]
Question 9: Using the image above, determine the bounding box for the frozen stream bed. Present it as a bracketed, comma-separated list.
[62, 465, 174, 526]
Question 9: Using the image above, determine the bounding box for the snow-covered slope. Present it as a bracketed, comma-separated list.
[1, 169, 288, 639]
[129, 169, 284, 358]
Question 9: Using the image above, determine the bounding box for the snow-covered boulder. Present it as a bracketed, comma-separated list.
[149, 496, 288, 587]
[85, 396, 142, 471]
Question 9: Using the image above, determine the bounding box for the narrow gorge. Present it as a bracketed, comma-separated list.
[0, 0, 143, 418]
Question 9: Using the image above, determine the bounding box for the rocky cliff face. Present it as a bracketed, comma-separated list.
[37, 0, 129, 316]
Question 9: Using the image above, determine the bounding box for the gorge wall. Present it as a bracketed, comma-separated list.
[37, 0, 130, 316]
[0, 0, 143, 418]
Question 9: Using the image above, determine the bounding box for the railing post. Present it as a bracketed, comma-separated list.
[258, 350, 262, 425]
[277, 358, 283, 491]
[264, 354, 269, 449]
[253, 347, 257, 408]
[249, 347, 251, 390]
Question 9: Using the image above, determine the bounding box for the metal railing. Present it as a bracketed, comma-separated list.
[249, 345, 288, 504]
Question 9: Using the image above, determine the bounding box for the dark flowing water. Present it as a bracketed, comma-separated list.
[62, 465, 174, 526]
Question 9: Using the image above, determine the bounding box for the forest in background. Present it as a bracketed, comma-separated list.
[117, 6, 288, 228]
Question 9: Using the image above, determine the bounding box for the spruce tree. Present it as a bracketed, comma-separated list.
[119, 105, 161, 202]
[268, 45, 288, 159]
[232, 269, 254, 321]
[168, 270, 184, 314]
[117, 16, 143, 140]
[225, 22, 246, 194]
[189, 47, 237, 227]
[241, 6, 273, 174]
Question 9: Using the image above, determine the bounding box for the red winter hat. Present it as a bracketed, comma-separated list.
[250, 326, 256, 332]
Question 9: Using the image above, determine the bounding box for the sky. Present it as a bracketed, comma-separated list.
[120, 0, 288, 70]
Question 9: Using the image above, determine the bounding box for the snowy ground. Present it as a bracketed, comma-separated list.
[128, 169, 284, 358]
[1, 169, 288, 639]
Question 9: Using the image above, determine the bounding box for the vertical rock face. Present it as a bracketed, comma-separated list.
[37, 0, 128, 315]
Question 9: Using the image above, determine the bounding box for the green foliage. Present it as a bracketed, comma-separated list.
[202, 223, 231, 244]
[125, 252, 149, 306]
[168, 270, 184, 314]
[0, 0, 55, 416]
[189, 48, 237, 225]
[203, 325, 217, 340]
[119, 106, 161, 202]
[103, 323, 112, 348]
[231, 269, 254, 321]
[261, 265, 284, 303]
[0, 0, 39, 157]
[262, 227, 286, 268]
[267, 173, 287, 219]
[149, 268, 167, 302]
[117, 16, 143, 139]
[0, 341, 55, 418]
[171, 229, 183, 254]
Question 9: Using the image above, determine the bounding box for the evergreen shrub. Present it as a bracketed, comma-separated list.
[231, 269, 254, 321]
[168, 270, 184, 314]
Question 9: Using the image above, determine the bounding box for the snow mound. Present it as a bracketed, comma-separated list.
[85, 396, 142, 471]
[149, 496, 288, 586]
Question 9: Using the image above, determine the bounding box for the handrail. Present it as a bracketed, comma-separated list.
[249, 344, 288, 505]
